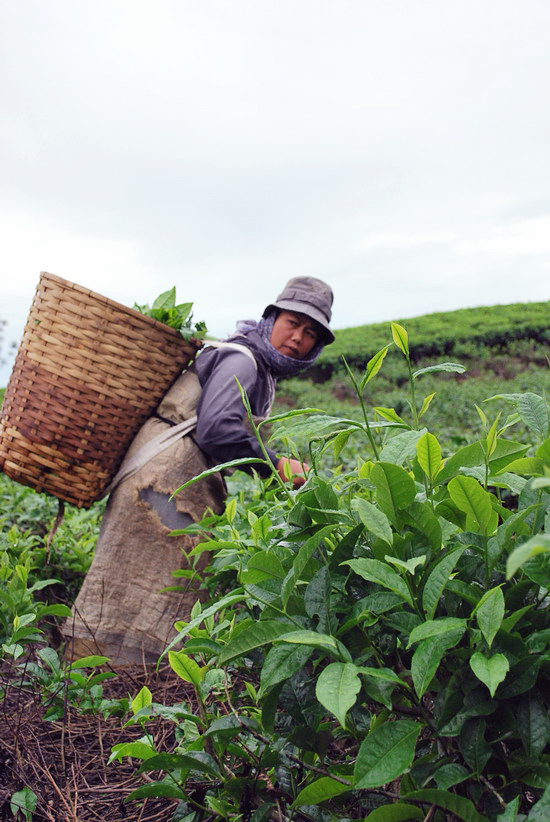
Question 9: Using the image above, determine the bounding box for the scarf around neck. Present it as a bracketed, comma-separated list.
[227, 312, 324, 379]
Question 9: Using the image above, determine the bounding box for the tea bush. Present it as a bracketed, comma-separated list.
[311, 301, 550, 379]
[113, 325, 550, 822]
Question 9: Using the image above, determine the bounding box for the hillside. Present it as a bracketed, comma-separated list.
[309, 299, 550, 380]
[276, 299, 550, 451]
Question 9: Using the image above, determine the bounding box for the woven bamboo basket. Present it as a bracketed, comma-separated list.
[0, 272, 201, 507]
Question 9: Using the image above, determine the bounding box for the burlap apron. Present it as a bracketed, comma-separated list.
[63, 369, 226, 666]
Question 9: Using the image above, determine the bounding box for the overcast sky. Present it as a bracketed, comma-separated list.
[1, 0, 549, 384]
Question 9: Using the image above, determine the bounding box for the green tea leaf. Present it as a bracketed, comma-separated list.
[169, 651, 206, 686]
[36, 603, 72, 618]
[459, 718, 491, 775]
[70, 655, 110, 669]
[469, 652, 509, 697]
[262, 407, 326, 428]
[496, 797, 520, 822]
[391, 322, 409, 357]
[259, 644, 313, 696]
[527, 784, 550, 821]
[379, 429, 426, 466]
[448, 475, 496, 535]
[416, 432, 442, 481]
[506, 535, 550, 578]
[316, 662, 361, 727]
[517, 693, 550, 758]
[345, 558, 413, 606]
[127, 782, 187, 800]
[304, 567, 332, 631]
[374, 406, 408, 425]
[437, 439, 528, 484]
[403, 789, 487, 822]
[371, 463, 416, 524]
[365, 804, 423, 821]
[385, 555, 426, 575]
[531, 477, 550, 489]
[152, 287, 176, 311]
[537, 437, 550, 466]
[172, 457, 269, 495]
[109, 741, 157, 763]
[240, 551, 286, 584]
[408, 618, 467, 648]
[422, 548, 464, 619]
[352, 498, 393, 545]
[433, 763, 469, 790]
[497, 656, 543, 698]
[292, 776, 351, 807]
[137, 751, 221, 778]
[276, 630, 352, 662]
[361, 344, 393, 389]
[37, 647, 61, 672]
[474, 586, 505, 648]
[218, 620, 296, 665]
[419, 392, 436, 418]
[518, 393, 549, 440]
[413, 362, 466, 378]
[500, 457, 545, 475]
[411, 632, 463, 699]
[282, 524, 337, 607]
[132, 686, 153, 715]
[333, 429, 352, 459]
[485, 415, 500, 458]
[358, 666, 406, 685]
[355, 720, 421, 788]
[405, 500, 442, 551]
[10, 787, 38, 821]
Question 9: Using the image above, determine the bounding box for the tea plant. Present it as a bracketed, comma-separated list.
[110, 322, 550, 821]
[134, 287, 208, 340]
[21, 650, 125, 720]
[315, 301, 550, 378]
[10, 787, 38, 821]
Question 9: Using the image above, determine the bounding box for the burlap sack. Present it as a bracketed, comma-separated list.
[64, 369, 226, 666]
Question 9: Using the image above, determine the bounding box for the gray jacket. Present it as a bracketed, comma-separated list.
[194, 330, 278, 477]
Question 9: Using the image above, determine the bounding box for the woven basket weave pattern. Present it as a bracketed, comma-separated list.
[0, 273, 199, 507]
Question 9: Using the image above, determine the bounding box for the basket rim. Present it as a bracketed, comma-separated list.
[38, 271, 202, 348]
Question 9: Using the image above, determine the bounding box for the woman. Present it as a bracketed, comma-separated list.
[65, 276, 334, 665]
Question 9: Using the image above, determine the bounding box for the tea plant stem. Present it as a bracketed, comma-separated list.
[223, 682, 354, 788]
[422, 805, 436, 822]
[483, 537, 490, 587]
[532, 489, 543, 534]
[408, 694, 437, 733]
[423, 476, 433, 509]
[343, 357, 380, 459]
[407, 359, 420, 430]
[237, 379, 293, 503]
[479, 774, 507, 810]
[359, 398, 380, 460]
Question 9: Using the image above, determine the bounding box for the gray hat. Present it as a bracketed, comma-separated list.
[263, 276, 335, 344]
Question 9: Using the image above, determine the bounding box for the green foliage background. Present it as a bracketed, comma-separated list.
[1, 300, 549, 822]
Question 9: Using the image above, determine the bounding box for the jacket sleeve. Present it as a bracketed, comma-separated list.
[194, 349, 278, 477]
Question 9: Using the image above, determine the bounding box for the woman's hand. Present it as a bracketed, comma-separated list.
[276, 457, 310, 488]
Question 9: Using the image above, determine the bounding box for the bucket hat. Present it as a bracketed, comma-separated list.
[263, 276, 334, 343]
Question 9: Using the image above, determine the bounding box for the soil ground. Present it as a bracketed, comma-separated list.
[0, 662, 193, 821]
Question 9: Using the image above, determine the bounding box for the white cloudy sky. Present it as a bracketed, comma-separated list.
[1, 0, 549, 383]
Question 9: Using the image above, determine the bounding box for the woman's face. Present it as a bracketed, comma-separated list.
[270, 310, 319, 359]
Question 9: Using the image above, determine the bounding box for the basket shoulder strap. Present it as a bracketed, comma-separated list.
[103, 415, 199, 497]
[203, 340, 258, 363]
[103, 341, 258, 496]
